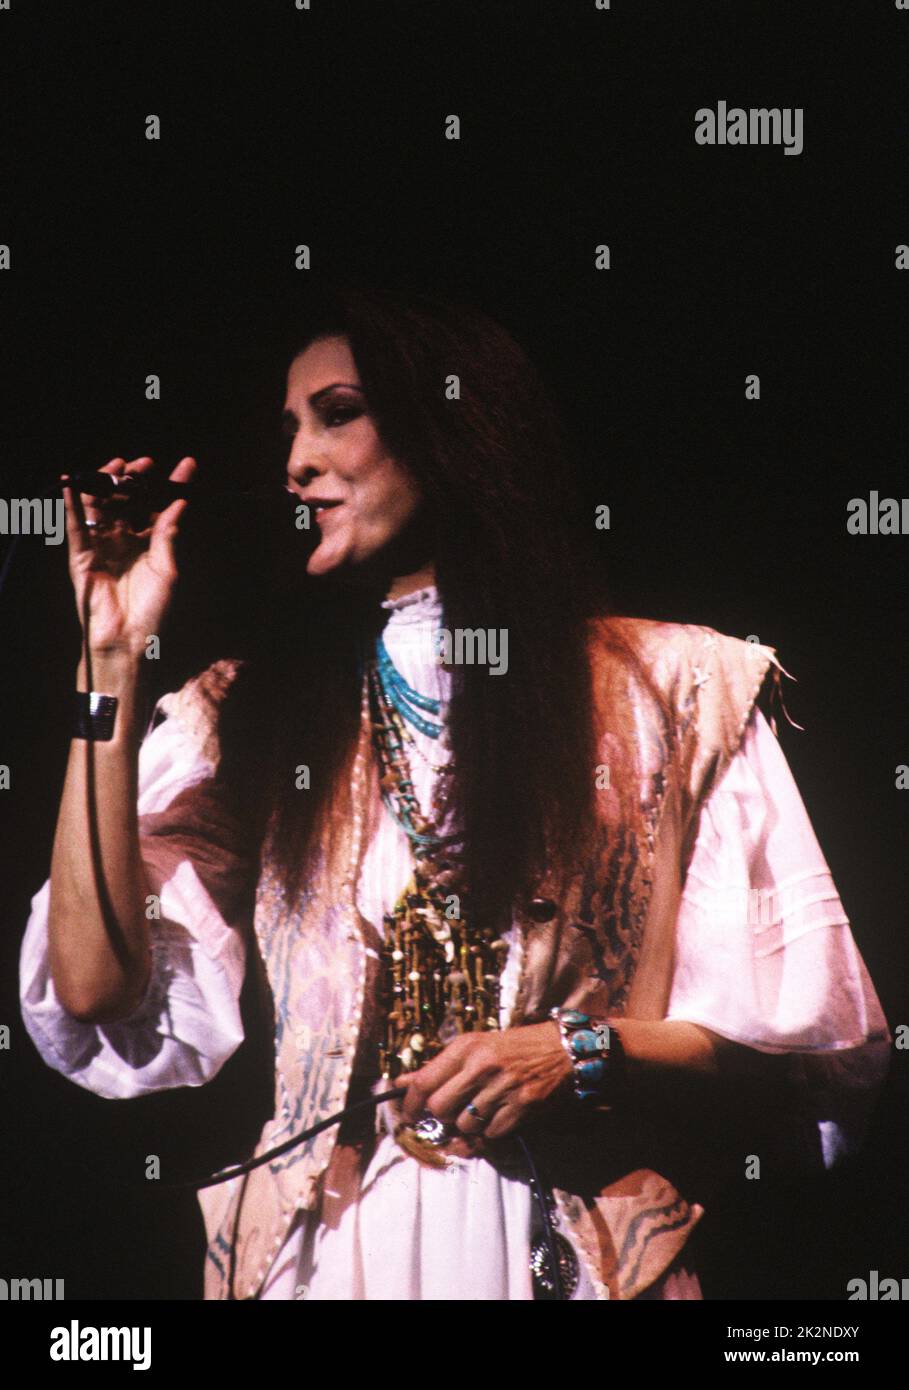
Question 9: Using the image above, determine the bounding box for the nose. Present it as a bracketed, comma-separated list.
[287, 461, 323, 489]
[285, 432, 329, 491]
[285, 420, 330, 493]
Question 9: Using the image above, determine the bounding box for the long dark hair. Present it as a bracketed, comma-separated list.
[215, 283, 662, 932]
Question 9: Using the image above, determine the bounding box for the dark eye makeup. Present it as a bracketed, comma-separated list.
[280, 396, 364, 438]
[324, 404, 362, 427]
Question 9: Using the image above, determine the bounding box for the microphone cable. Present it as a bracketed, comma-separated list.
[165, 1085, 566, 1301]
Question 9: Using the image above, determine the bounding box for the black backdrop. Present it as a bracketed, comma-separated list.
[0, 0, 906, 1301]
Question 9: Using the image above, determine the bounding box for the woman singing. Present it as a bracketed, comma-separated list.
[20, 285, 890, 1300]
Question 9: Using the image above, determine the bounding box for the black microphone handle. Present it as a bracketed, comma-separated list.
[59, 470, 193, 501]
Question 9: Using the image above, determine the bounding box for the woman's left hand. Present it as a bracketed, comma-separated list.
[397, 1022, 573, 1140]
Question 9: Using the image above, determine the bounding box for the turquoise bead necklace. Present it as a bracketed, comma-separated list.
[367, 634, 454, 857]
[374, 634, 443, 739]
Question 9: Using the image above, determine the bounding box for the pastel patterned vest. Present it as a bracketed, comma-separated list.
[186, 620, 778, 1300]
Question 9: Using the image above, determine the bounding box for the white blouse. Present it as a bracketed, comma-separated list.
[19, 590, 889, 1300]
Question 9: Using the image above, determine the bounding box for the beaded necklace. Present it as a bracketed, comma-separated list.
[366, 633, 510, 1095]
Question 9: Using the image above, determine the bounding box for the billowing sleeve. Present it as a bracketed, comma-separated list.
[19, 694, 252, 1100]
[666, 705, 890, 1168]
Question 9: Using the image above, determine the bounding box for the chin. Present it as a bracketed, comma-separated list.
[305, 542, 369, 579]
[305, 552, 339, 577]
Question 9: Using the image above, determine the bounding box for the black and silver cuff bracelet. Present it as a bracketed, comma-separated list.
[73, 691, 119, 742]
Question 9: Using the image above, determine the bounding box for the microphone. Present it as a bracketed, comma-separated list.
[58, 470, 194, 504]
[57, 470, 293, 509]
[55, 469, 308, 536]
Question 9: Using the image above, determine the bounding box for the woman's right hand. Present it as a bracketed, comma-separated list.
[62, 455, 196, 659]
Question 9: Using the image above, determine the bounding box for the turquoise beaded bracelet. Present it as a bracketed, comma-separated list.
[551, 1007, 625, 1103]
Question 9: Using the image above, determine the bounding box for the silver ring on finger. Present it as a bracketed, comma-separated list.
[465, 1102, 488, 1127]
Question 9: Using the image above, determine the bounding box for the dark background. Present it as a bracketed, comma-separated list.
[0, 0, 906, 1300]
